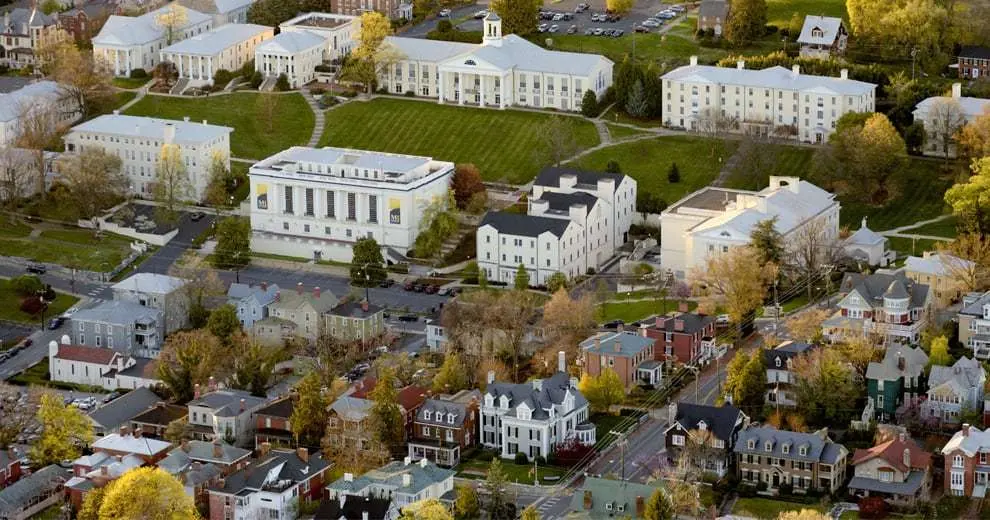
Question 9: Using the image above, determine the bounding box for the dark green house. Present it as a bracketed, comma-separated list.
[865, 346, 928, 422]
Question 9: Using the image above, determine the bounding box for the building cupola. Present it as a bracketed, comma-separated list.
[483, 12, 502, 46]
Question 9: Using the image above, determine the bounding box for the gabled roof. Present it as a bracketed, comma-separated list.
[168, 440, 251, 466]
[256, 29, 325, 54]
[580, 330, 654, 357]
[797, 15, 844, 46]
[866, 346, 928, 382]
[846, 220, 886, 246]
[698, 0, 729, 19]
[1, 8, 55, 35]
[839, 272, 930, 309]
[92, 3, 211, 46]
[960, 46, 990, 60]
[672, 402, 742, 442]
[210, 449, 329, 495]
[326, 459, 454, 497]
[255, 397, 294, 419]
[161, 23, 270, 56]
[662, 64, 875, 96]
[905, 253, 975, 278]
[54, 343, 118, 365]
[269, 288, 338, 313]
[315, 496, 393, 520]
[0, 465, 68, 512]
[644, 312, 715, 335]
[177, 0, 256, 15]
[568, 476, 664, 518]
[189, 390, 267, 416]
[0, 80, 65, 122]
[961, 291, 990, 317]
[417, 396, 474, 428]
[112, 272, 188, 294]
[944, 425, 990, 457]
[535, 191, 601, 213]
[396, 385, 428, 413]
[92, 432, 172, 457]
[329, 300, 385, 319]
[329, 396, 373, 421]
[763, 341, 816, 366]
[227, 282, 280, 307]
[88, 387, 161, 430]
[130, 402, 187, 426]
[485, 372, 588, 420]
[534, 166, 627, 189]
[72, 300, 162, 327]
[852, 436, 931, 473]
[914, 95, 990, 119]
[479, 211, 573, 238]
[735, 427, 846, 465]
[928, 357, 985, 396]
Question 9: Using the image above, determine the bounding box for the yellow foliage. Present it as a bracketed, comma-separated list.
[777, 509, 829, 520]
[400, 498, 454, 520]
[605, 0, 634, 14]
[355, 11, 393, 59]
[97, 467, 197, 519]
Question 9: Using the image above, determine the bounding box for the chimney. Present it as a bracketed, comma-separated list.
[260, 442, 271, 457]
[678, 302, 689, 313]
[361, 300, 369, 312]
[402, 473, 412, 487]
[558, 351, 566, 373]
[133, 428, 142, 439]
[636, 496, 645, 516]
[119, 425, 130, 437]
[903, 448, 911, 469]
[208, 376, 216, 391]
[487, 370, 495, 385]
[595, 336, 601, 349]
[260, 281, 267, 291]
[297, 282, 303, 295]
[640, 327, 648, 338]
[192, 461, 202, 472]
[240, 398, 246, 412]
[419, 458, 428, 468]
[297, 447, 309, 463]
[791, 64, 800, 77]
[897, 354, 905, 371]
[899, 431, 907, 443]
[840, 68, 848, 80]
[112, 109, 119, 115]
[344, 472, 353, 482]
[163, 123, 176, 144]
[194, 383, 201, 400]
[964, 423, 971, 436]
[613, 341, 621, 353]
[181, 440, 190, 453]
[213, 440, 223, 458]
[952, 82, 962, 98]
[583, 490, 593, 509]
[403, 456, 411, 466]
[617, 323, 624, 333]
[202, 120, 208, 126]
[314, 286, 321, 299]
[689, 55, 698, 66]
[736, 60, 745, 70]
[674, 319, 684, 332]
[655, 316, 664, 329]
[183, 116, 190, 122]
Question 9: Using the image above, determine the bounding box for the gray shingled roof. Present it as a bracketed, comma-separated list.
[166, 440, 251, 466]
[479, 211, 571, 238]
[735, 427, 846, 465]
[849, 470, 926, 496]
[674, 403, 742, 442]
[72, 300, 161, 326]
[416, 398, 468, 428]
[536, 191, 600, 213]
[0, 465, 68, 511]
[865, 346, 928, 382]
[580, 331, 654, 357]
[189, 390, 267, 417]
[840, 272, 929, 309]
[485, 372, 588, 420]
[88, 387, 161, 431]
[698, 0, 729, 19]
[327, 459, 454, 497]
[534, 166, 626, 189]
[211, 449, 329, 495]
[763, 341, 816, 366]
[961, 46, 990, 60]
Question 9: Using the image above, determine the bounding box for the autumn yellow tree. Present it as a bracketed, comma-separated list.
[401, 499, 454, 520]
[155, 4, 189, 45]
[578, 368, 625, 413]
[95, 467, 197, 519]
[35, 32, 114, 118]
[785, 308, 829, 343]
[29, 391, 93, 467]
[693, 246, 768, 331]
[958, 106, 990, 159]
[946, 157, 990, 235]
[153, 143, 191, 223]
[541, 289, 596, 369]
[939, 233, 990, 293]
[777, 510, 829, 520]
[344, 11, 404, 92]
[605, 0, 634, 14]
[58, 147, 127, 218]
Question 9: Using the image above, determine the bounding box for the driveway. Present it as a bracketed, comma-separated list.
[400, 4, 483, 38]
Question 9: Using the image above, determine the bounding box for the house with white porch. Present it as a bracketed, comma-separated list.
[959, 292, 990, 359]
[921, 357, 986, 426]
[823, 272, 932, 345]
[92, 3, 214, 76]
[160, 23, 273, 87]
[378, 14, 612, 112]
[254, 31, 326, 89]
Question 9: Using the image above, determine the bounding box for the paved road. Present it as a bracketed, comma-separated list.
[0, 299, 103, 381]
[400, 4, 482, 38]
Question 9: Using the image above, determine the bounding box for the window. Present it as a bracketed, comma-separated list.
[954, 455, 965, 468]
[424, 410, 431, 421]
[879, 470, 893, 482]
[672, 434, 685, 446]
[423, 426, 431, 437]
[283, 186, 293, 214]
[347, 192, 356, 220]
[326, 190, 335, 218]
[304, 188, 314, 216]
[368, 195, 378, 223]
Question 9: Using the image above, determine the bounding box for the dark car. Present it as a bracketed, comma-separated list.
[190, 212, 205, 221]
[379, 278, 395, 288]
[26, 264, 46, 275]
[398, 315, 418, 322]
[403, 281, 415, 291]
[603, 319, 625, 329]
[48, 317, 64, 330]
[635, 25, 651, 33]
[102, 391, 121, 404]
[413, 284, 425, 293]
[424, 285, 438, 294]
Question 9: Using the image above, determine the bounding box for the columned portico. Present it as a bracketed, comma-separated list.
[436, 65, 513, 110]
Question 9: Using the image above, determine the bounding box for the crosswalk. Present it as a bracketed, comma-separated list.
[535, 495, 565, 519]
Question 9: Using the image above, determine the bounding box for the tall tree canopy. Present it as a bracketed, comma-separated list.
[490, 0, 540, 35]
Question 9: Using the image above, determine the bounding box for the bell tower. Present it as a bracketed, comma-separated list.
[483, 12, 502, 47]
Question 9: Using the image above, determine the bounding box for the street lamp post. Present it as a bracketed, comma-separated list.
[609, 430, 628, 481]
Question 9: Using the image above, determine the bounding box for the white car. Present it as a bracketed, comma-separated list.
[474, 9, 488, 18]
[670, 5, 686, 12]
[538, 23, 549, 32]
[552, 13, 563, 21]
[549, 24, 559, 32]
[438, 8, 451, 17]
[642, 19, 660, 27]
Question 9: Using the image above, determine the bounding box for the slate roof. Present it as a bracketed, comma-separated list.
[130, 402, 187, 426]
[580, 331, 654, 357]
[189, 390, 267, 416]
[485, 372, 588, 420]
[534, 166, 627, 189]
[112, 272, 188, 294]
[698, 0, 729, 19]
[210, 449, 329, 495]
[167, 440, 251, 466]
[161, 23, 270, 56]
[848, 470, 927, 496]
[851, 436, 931, 473]
[227, 282, 280, 308]
[568, 477, 663, 518]
[905, 253, 975, 278]
[672, 402, 742, 442]
[846, 220, 886, 246]
[326, 459, 454, 497]
[797, 15, 844, 46]
[0, 464, 67, 512]
[70, 114, 233, 145]
[644, 312, 715, 335]
[256, 30, 326, 54]
[839, 272, 930, 309]
[315, 496, 393, 520]
[928, 357, 985, 395]
[416, 398, 469, 428]
[255, 397, 294, 419]
[88, 387, 161, 431]
[943, 425, 990, 457]
[479, 211, 572, 238]
[663, 64, 875, 96]
[0, 80, 65, 122]
[961, 291, 990, 317]
[763, 341, 815, 367]
[1, 7, 54, 35]
[535, 191, 600, 213]
[270, 288, 338, 314]
[54, 343, 118, 365]
[961, 46, 990, 60]
[329, 396, 373, 421]
[330, 300, 385, 319]
[736, 427, 846, 465]
[91, 432, 172, 457]
[865, 346, 928, 382]
[117, 358, 158, 380]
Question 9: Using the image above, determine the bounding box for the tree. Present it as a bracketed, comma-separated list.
[605, 160, 621, 173]
[637, 191, 667, 221]
[546, 272, 568, 293]
[96, 467, 196, 519]
[723, 350, 764, 413]
[490, 0, 540, 35]
[815, 112, 906, 206]
[667, 163, 680, 183]
[791, 348, 862, 426]
[258, 91, 280, 132]
[415, 191, 458, 259]
[203, 150, 234, 209]
[451, 164, 486, 209]
[433, 353, 470, 394]
[350, 237, 387, 287]
[538, 116, 579, 167]
[643, 488, 675, 520]
[14, 99, 63, 200]
[946, 158, 990, 235]
[454, 483, 480, 520]
[402, 499, 454, 520]
[958, 106, 990, 159]
[290, 371, 329, 446]
[0, 147, 33, 204]
[786, 12, 803, 40]
[36, 30, 115, 120]
[786, 309, 829, 343]
[0, 385, 36, 449]
[275, 73, 290, 91]
[157, 329, 229, 402]
[483, 458, 513, 520]
[515, 264, 530, 290]
[750, 217, 784, 266]
[163, 420, 192, 444]
[155, 4, 188, 45]
[542, 289, 596, 366]
[520, 506, 541, 520]
[247, 0, 301, 26]
[77, 486, 105, 520]
[578, 369, 624, 413]
[725, 0, 767, 45]
[625, 79, 649, 118]
[605, 0, 634, 14]
[926, 97, 967, 164]
[788, 216, 841, 300]
[928, 335, 953, 367]
[342, 11, 402, 93]
[213, 216, 251, 270]
[693, 246, 768, 326]
[939, 233, 990, 292]
[370, 367, 404, 447]
[777, 510, 830, 520]
[57, 148, 126, 218]
[229, 340, 281, 397]
[581, 90, 600, 117]
[29, 391, 93, 467]
[207, 304, 241, 341]
[153, 143, 191, 224]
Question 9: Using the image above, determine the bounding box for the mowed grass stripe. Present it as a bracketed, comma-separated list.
[320, 98, 599, 184]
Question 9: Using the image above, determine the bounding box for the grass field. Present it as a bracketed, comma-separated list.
[606, 123, 652, 140]
[598, 299, 697, 323]
[125, 92, 314, 159]
[570, 136, 736, 202]
[840, 158, 952, 231]
[886, 236, 944, 256]
[456, 451, 568, 482]
[0, 282, 79, 324]
[767, 0, 847, 27]
[722, 145, 816, 191]
[732, 497, 825, 519]
[112, 77, 150, 89]
[906, 215, 959, 238]
[0, 225, 133, 272]
[319, 98, 600, 184]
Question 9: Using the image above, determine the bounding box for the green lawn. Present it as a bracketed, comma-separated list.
[840, 158, 952, 231]
[319, 98, 600, 184]
[606, 123, 652, 140]
[598, 299, 697, 323]
[82, 91, 138, 123]
[570, 136, 736, 203]
[732, 497, 825, 519]
[0, 225, 133, 272]
[767, 0, 847, 27]
[722, 145, 816, 191]
[0, 281, 79, 324]
[456, 451, 568, 483]
[125, 92, 315, 159]
[886, 236, 944, 256]
[591, 412, 644, 447]
[112, 77, 150, 89]
[906, 215, 959, 238]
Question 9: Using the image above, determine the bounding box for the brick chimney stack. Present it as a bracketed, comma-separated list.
[674, 319, 685, 332]
[678, 302, 689, 313]
[655, 316, 664, 329]
[297, 447, 309, 463]
[240, 398, 246, 412]
[613, 341, 621, 352]
[314, 286, 321, 299]
[261, 281, 267, 291]
[583, 490, 593, 509]
[636, 496, 645, 516]
[361, 300, 369, 312]
[194, 383, 201, 400]
[297, 282, 303, 295]
[213, 440, 223, 458]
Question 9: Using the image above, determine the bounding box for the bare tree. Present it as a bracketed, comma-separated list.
[539, 116, 579, 167]
[939, 233, 990, 293]
[257, 92, 279, 133]
[58, 148, 127, 218]
[155, 4, 188, 45]
[14, 101, 63, 201]
[788, 216, 843, 300]
[927, 97, 968, 164]
[730, 134, 780, 187]
[153, 143, 191, 223]
[696, 107, 739, 157]
[0, 148, 36, 204]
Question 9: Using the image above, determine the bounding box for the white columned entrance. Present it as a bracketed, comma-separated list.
[177, 54, 183, 78]
[437, 71, 445, 104]
[124, 49, 131, 76]
[457, 72, 463, 105]
[113, 49, 120, 76]
[479, 75, 485, 107]
[499, 73, 506, 109]
[208, 56, 213, 81]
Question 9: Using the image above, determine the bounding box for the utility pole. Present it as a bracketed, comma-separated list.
[609, 430, 627, 481]
[911, 47, 919, 80]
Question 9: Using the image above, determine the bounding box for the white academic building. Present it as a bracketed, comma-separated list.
[661, 57, 876, 144]
[533, 167, 637, 247]
[92, 2, 214, 76]
[160, 23, 274, 86]
[177, 0, 257, 26]
[660, 176, 840, 279]
[247, 146, 453, 262]
[913, 83, 990, 158]
[0, 80, 80, 146]
[62, 113, 233, 200]
[255, 12, 359, 88]
[476, 211, 586, 286]
[378, 14, 613, 112]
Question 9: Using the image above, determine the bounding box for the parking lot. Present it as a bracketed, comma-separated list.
[451, 0, 688, 37]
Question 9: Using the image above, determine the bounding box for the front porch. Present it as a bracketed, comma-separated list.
[408, 439, 461, 467]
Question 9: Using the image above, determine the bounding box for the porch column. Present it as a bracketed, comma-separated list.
[113, 49, 120, 76]
[500, 420, 508, 457]
[479, 75, 485, 107]
[208, 56, 213, 80]
[499, 74, 506, 109]
[199, 56, 204, 80]
[277, 55, 282, 75]
[177, 54, 183, 78]
[125, 49, 131, 76]
[457, 71, 463, 105]
[437, 70, 444, 104]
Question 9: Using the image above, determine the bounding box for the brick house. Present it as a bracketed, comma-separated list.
[959, 46, 990, 80]
[207, 447, 331, 520]
[407, 390, 481, 467]
[130, 402, 188, 438]
[642, 311, 716, 365]
[254, 397, 294, 449]
[57, 1, 117, 42]
[697, 0, 729, 37]
[580, 329, 662, 388]
[735, 427, 848, 494]
[0, 447, 22, 487]
[325, 396, 374, 455]
[941, 423, 990, 497]
[849, 432, 932, 506]
[351, 379, 428, 441]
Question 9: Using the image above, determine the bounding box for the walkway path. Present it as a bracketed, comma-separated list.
[593, 119, 611, 145]
[117, 85, 149, 112]
[878, 214, 954, 241]
[712, 146, 743, 187]
[301, 86, 326, 147]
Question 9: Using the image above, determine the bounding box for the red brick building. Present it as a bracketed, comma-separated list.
[0, 448, 22, 487]
[580, 330, 662, 389]
[130, 402, 187, 438]
[642, 311, 716, 365]
[254, 397, 294, 449]
[941, 423, 990, 497]
[407, 390, 481, 467]
[56, 1, 117, 43]
[959, 46, 990, 80]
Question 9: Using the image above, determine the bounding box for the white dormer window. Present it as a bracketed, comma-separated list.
[485, 395, 494, 407]
[447, 413, 454, 424]
[782, 444, 790, 455]
[748, 439, 756, 449]
[500, 395, 509, 410]
[954, 455, 964, 468]
[799, 446, 808, 456]
[698, 420, 707, 432]
[775, 357, 782, 368]
[424, 410, 431, 421]
[765, 441, 772, 452]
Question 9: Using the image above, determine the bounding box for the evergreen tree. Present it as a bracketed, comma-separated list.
[581, 89, 599, 117]
[483, 459, 513, 519]
[643, 64, 664, 118]
[668, 163, 681, 183]
[750, 217, 784, 265]
[605, 160, 621, 173]
[643, 489, 675, 520]
[515, 264, 530, 290]
[369, 368, 404, 447]
[625, 79, 649, 118]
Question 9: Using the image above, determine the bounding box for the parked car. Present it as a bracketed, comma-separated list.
[642, 19, 660, 28]
[403, 281, 415, 291]
[48, 317, 64, 330]
[190, 211, 205, 221]
[439, 8, 451, 16]
[398, 314, 418, 322]
[613, 29, 624, 37]
[576, 2, 589, 12]
[424, 285, 438, 294]
[552, 13, 562, 21]
[671, 5, 686, 12]
[635, 24, 651, 32]
[379, 278, 395, 288]
[538, 23, 548, 32]
[473, 9, 488, 18]
[549, 24, 559, 32]
[603, 319, 625, 329]
[567, 24, 578, 33]
[593, 27, 604, 35]
[437, 287, 451, 296]
[102, 391, 121, 404]
[584, 27, 595, 35]
[26, 264, 45, 275]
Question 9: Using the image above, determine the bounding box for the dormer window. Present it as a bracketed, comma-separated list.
[799, 446, 808, 456]
[447, 413, 455, 424]
[424, 410, 431, 421]
[775, 357, 782, 368]
[765, 441, 772, 452]
[500, 395, 509, 409]
[748, 439, 756, 449]
[782, 444, 790, 455]
[812, 28, 823, 38]
[698, 420, 707, 431]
